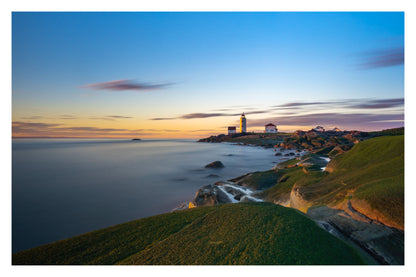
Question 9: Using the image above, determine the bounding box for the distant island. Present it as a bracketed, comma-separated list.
[131, 138, 141, 141]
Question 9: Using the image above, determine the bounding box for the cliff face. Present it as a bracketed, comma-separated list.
[288, 185, 312, 213]
[348, 198, 403, 231]
[270, 136, 404, 230]
[268, 178, 404, 265]
[261, 135, 404, 264]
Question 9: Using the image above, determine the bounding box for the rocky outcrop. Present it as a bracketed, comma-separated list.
[205, 161, 224, 168]
[189, 184, 231, 207]
[189, 181, 263, 208]
[349, 198, 403, 230]
[307, 204, 404, 265]
[288, 185, 313, 213]
[205, 174, 220, 178]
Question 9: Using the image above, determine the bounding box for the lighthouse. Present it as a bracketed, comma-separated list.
[240, 113, 247, 133]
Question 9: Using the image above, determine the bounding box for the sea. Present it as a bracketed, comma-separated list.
[12, 138, 284, 253]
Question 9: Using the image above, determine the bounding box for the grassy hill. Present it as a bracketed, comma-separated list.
[12, 203, 365, 265]
[323, 135, 404, 228]
[262, 135, 404, 229]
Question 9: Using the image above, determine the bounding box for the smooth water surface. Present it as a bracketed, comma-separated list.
[12, 138, 284, 252]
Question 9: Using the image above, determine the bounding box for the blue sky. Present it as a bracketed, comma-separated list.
[12, 12, 404, 137]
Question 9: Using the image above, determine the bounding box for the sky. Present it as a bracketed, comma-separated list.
[12, 12, 405, 138]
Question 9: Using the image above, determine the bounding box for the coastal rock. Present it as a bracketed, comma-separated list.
[205, 161, 225, 169]
[240, 195, 257, 203]
[349, 198, 403, 230]
[205, 174, 220, 178]
[289, 185, 313, 213]
[307, 204, 404, 265]
[189, 184, 232, 207]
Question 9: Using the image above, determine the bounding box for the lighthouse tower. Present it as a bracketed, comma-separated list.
[240, 113, 247, 133]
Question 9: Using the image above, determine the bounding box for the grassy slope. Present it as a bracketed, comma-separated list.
[263, 135, 404, 229]
[261, 167, 305, 201]
[325, 135, 404, 228]
[13, 203, 364, 265]
[233, 169, 280, 190]
[12, 207, 216, 265]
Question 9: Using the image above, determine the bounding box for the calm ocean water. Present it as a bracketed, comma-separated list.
[12, 138, 283, 252]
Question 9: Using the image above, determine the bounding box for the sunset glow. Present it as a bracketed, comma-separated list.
[12, 12, 404, 138]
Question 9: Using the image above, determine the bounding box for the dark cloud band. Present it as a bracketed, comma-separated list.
[357, 47, 404, 69]
[81, 79, 172, 91]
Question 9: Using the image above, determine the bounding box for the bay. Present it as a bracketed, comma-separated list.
[12, 138, 283, 252]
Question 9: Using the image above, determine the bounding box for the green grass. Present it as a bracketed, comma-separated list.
[370, 127, 404, 136]
[262, 167, 328, 202]
[354, 174, 404, 227]
[12, 207, 217, 265]
[329, 135, 403, 171]
[13, 203, 365, 265]
[234, 169, 280, 190]
[275, 157, 299, 168]
[263, 135, 404, 229]
[321, 136, 404, 223]
[261, 167, 305, 201]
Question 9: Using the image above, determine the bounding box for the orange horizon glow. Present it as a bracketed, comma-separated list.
[13, 121, 400, 139]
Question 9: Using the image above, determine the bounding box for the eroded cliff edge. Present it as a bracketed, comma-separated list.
[190, 135, 404, 264]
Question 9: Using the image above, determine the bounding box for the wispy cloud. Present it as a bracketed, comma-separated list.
[356, 47, 404, 69]
[272, 98, 404, 110]
[248, 112, 404, 131]
[148, 117, 176, 121]
[107, 115, 133, 119]
[179, 113, 240, 119]
[348, 98, 404, 109]
[58, 115, 77, 120]
[54, 126, 129, 132]
[12, 121, 182, 138]
[274, 101, 344, 108]
[89, 115, 134, 121]
[80, 79, 172, 92]
[20, 116, 45, 120]
[12, 121, 60, 129]
[150, 111, 268, 121]
[132, 128, 180, 133]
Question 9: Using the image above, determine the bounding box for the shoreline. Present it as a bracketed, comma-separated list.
[181, 139, 402, 265]
[173, 144, 310, 211]
[13, 134, 403, 264]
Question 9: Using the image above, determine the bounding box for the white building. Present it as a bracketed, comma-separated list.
[228, 126, 236, 135]
[313, 126, 325, 132]
[265, 123, 277, 133]
[240, 113, 247, 133]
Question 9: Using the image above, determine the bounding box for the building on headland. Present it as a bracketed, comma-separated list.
[240, 113, 247, 133]
[313, 126, 325, 132]
[228, 126, 236, 135]
[265, 123, 277, 133]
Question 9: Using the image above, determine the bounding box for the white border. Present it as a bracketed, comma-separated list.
[3, 1, 415, 277]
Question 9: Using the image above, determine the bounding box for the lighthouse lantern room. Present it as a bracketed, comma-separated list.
[240, 113, 247, 133]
